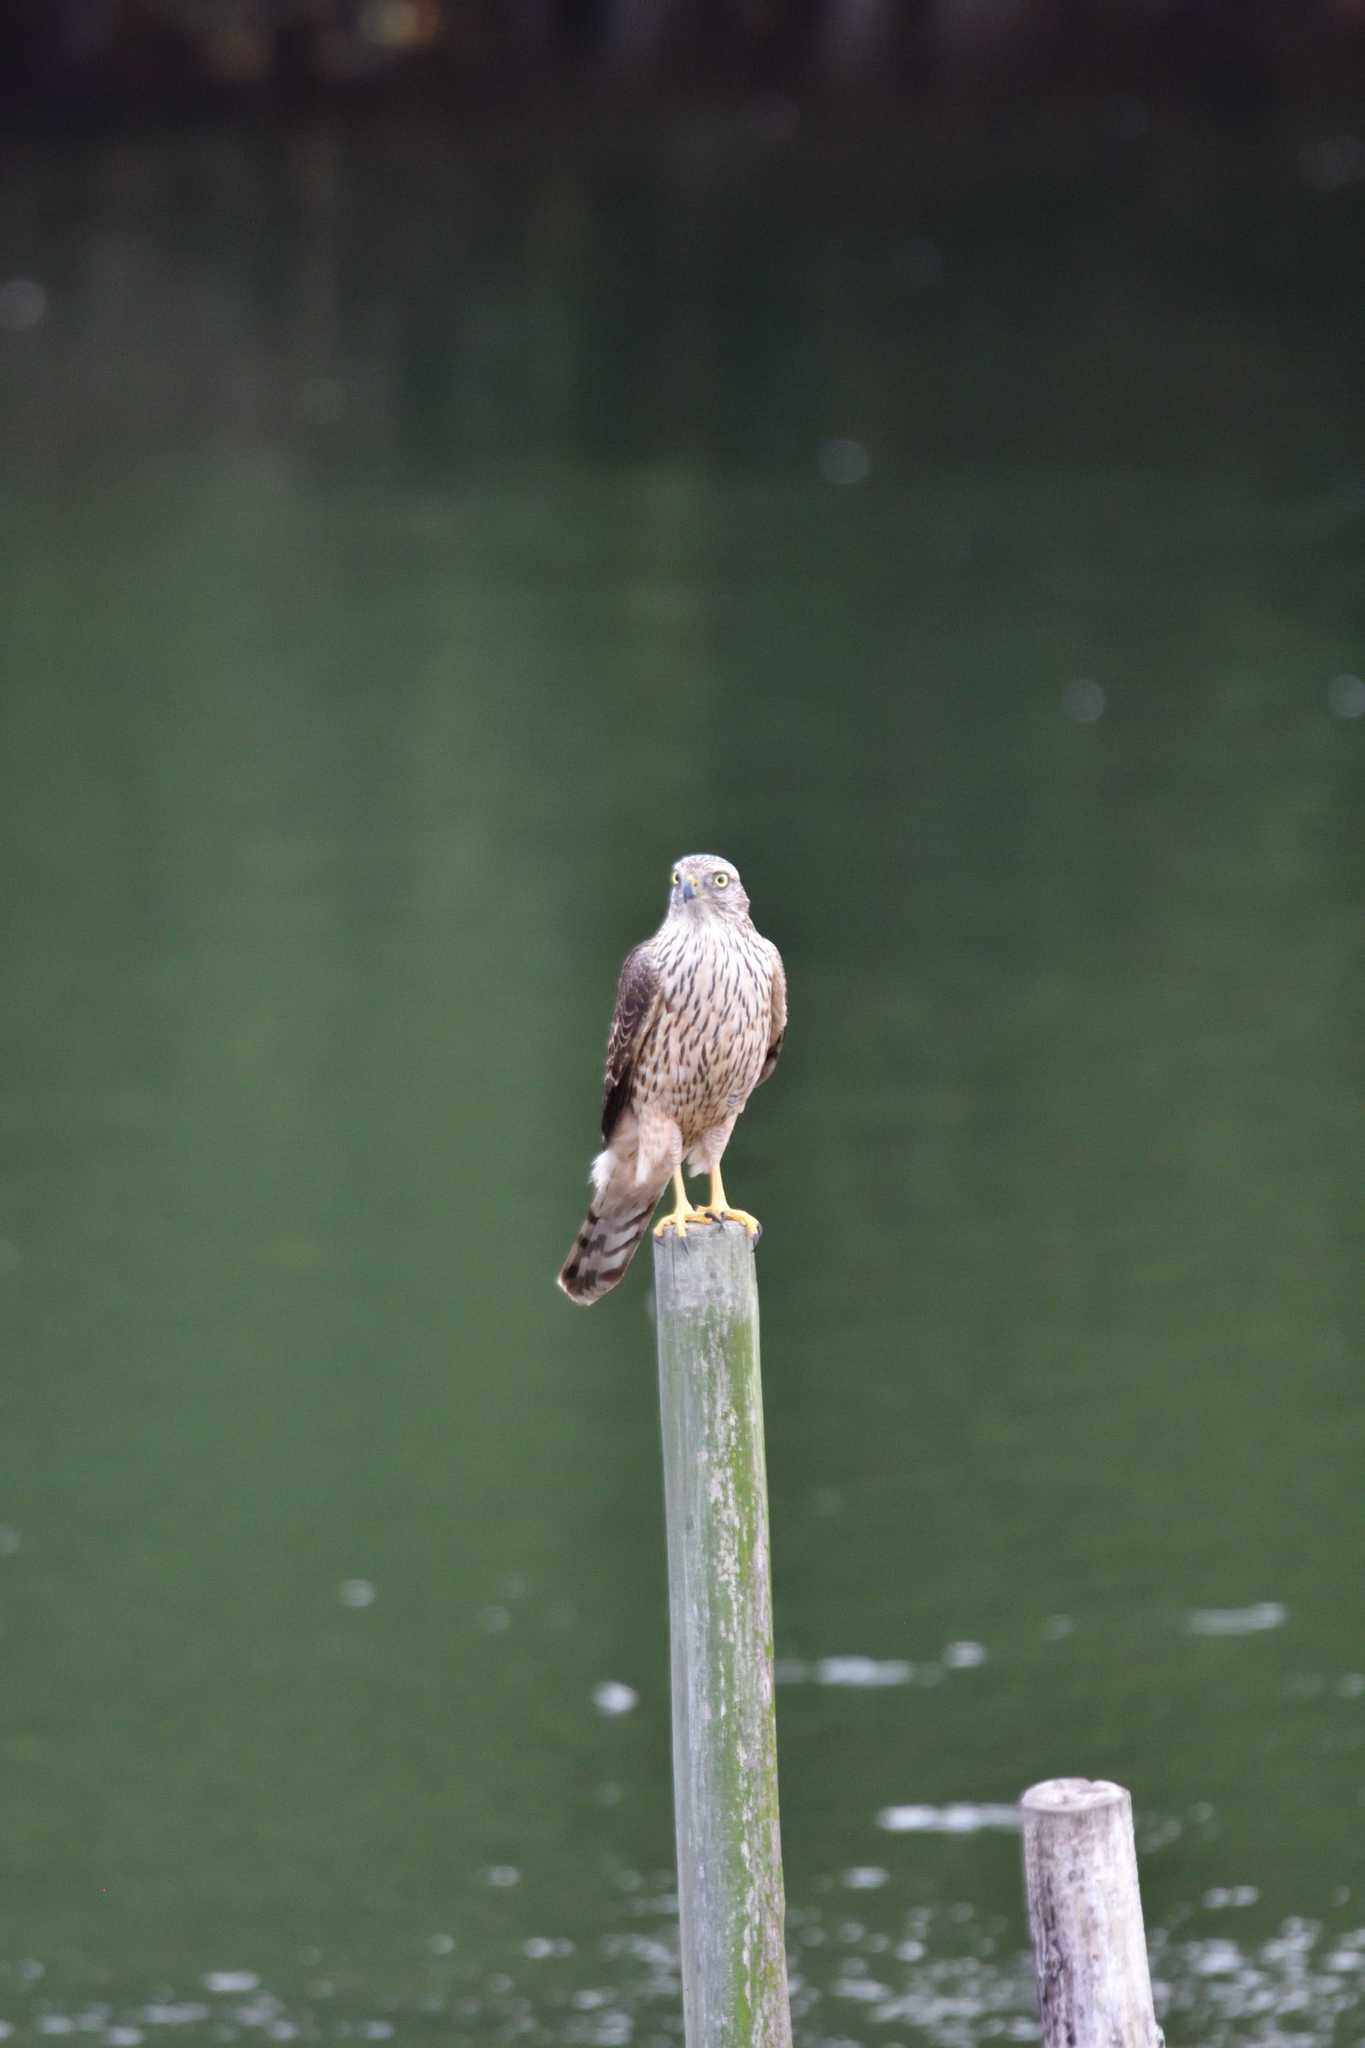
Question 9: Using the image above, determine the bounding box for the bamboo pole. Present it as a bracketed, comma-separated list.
[652, 1222, 792, 2048]
[1020, 1778, 1163, 2048]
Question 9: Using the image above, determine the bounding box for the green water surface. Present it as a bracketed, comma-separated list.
[1, 101, 1362, 2047]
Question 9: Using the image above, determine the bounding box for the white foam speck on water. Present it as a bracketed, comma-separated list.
[482, 1865, 521, 1887]
[0, 1525, 20, 1555]
[0, 278, 46, 331]
[1185, 1602, 1287, 1636]
[832, 1975, 892, 2000]
[336, 1578, 377, 1609]
[1063, 678, 1106, 722]
[1203, 1888, 1260, 1910]
[592, 1681, 639, 1716]
[202, 1973, 259, 1995]
[1189, 1939, 1245, 1977]
[815, 1656, 914, 1688]
[1328, 672, 1365, 719]
[876, 1803, 1020, 1834]
[842, 1867, 889, 1889]
[782, 1651, 999, 1688]
[818, 437, 870, 486]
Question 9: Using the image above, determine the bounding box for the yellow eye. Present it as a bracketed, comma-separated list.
[713, 872, 729, 888]
[671, 870, 681, 886]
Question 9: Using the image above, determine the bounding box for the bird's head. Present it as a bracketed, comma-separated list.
[667, 854, 750, 921]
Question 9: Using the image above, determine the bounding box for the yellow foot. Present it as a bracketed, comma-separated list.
[653, 1205, 712, 1241]
[700, 1205, 763, 1238]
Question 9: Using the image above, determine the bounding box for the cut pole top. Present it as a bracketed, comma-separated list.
[1021, 1778, 1127, 1815]
[653, 1218, 757, 1322]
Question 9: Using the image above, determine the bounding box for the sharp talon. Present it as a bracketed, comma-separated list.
[654, 1206, 712, 1241]
[701, 1206, 763, 1238]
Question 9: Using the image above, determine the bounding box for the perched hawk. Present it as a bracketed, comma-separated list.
[557, 854, 787, 1306]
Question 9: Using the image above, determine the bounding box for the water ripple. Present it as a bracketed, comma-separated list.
[1185, 1603, 1288, 1637]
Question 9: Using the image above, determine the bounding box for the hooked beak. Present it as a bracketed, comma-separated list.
[680, 876, 698, 903]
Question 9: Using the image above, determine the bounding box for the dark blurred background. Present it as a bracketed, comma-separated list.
[1, 0, 1365, 114]
[1, 7, 1363, 2048]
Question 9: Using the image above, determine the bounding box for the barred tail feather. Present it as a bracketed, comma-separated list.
[557, 1188, 663, 1305]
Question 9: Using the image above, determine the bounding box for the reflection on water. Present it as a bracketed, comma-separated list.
[1184, 1602, 1288, 1637]
[877, 1806, 1021, 1835]
[7, 1901, 1365, 2048]
[0, 99, 1363, 2048]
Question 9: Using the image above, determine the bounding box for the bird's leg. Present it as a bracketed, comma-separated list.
[653, 1166, 712, 1240]
[702, 1167, 762, 1238]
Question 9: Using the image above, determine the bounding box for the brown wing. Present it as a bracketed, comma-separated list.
[757, 943, 787, 1088]
[600, 942, 662, 1144]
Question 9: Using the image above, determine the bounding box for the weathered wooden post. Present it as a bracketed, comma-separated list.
[1020, 1778, 1163, 2048]
[653, 1222, 792, 2048]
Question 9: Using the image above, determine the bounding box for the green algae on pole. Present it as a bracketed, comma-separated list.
[652, 1221, 792, 2048]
